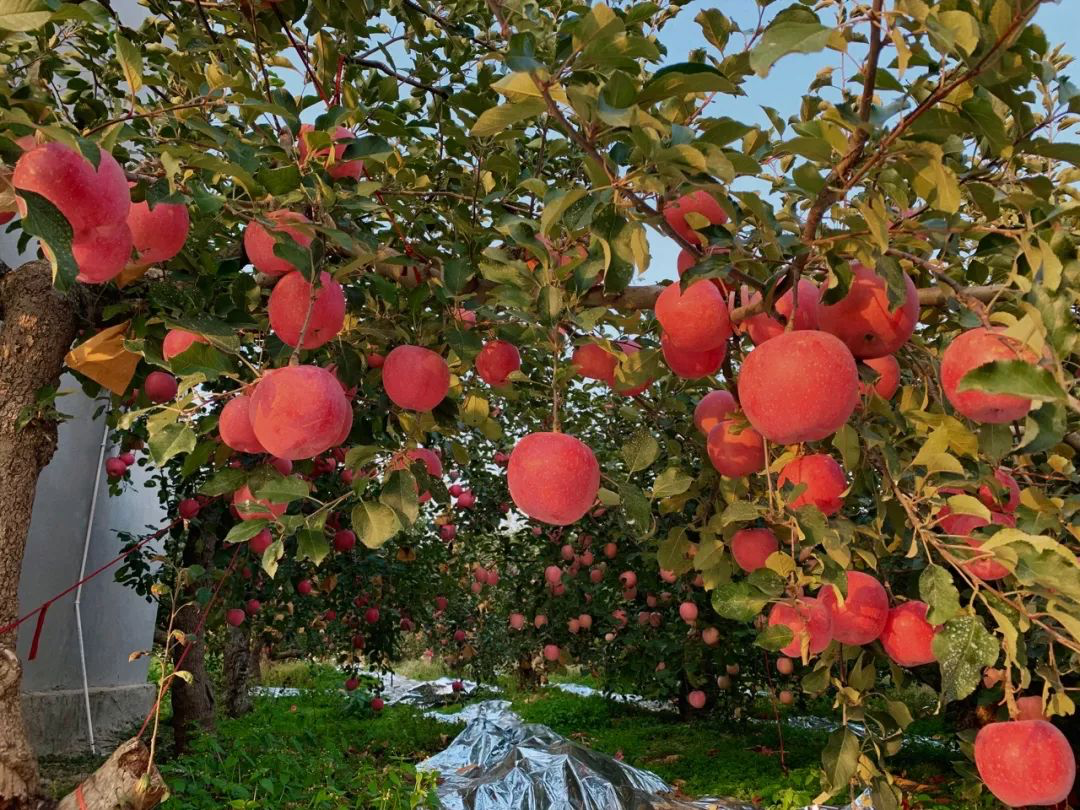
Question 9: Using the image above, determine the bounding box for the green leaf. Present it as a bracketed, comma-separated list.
[821, 728, 860, 792]
[711, 582, 768, 622]
[114, 32, 143, 93]
[471, 99, 546, 137]
[657, 529, 693, 575]
[380, 469, 419, 526]
[224, 520, 269, 545]
[619, 481, 652, 534]
[957, 360, 1066, 402]
[721, 501, 763, 525]
[351, 501, 400, 549]
[167, 343, 236, 381]
[250, 474, 309, 504]
[919, 565, 961, 625]
[937, 10, 979, 55]
[296, 528, 330, 566]
[932, 616, 999, 702]
[1023, 139, 1080, 167]
[695, 8, 731, 52]
[621, 430, 659, 473]
[256, 165, 302, 195]
[1020, 401, 1067, 453]
[16, 190, 79, 291]
[0, 0, 51, 31]
[755, 623, 793, 651]
[749, 22, 831, 77]
[540, 188, 588, 236]
[148, 423, 196, 465]
[199, 468, 247, 496]
[344, 445, 379, 470]
[638, 63, 738, 104]
[651, 467, 693, 499]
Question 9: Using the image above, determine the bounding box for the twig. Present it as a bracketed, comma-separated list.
[527, 73, 764, 292]
[83, 96, 216, 136]
[347, 56, 450, 98]
[272, 4, 329, 103]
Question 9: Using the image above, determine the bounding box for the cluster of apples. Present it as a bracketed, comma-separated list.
[13, 141, 189, 282]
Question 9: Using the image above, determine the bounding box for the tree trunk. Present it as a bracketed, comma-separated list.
[222, 625, 252, 718]
[0, 261, 80, 809]
[54, 739, 167, 810]
[169, 603, 215, 754]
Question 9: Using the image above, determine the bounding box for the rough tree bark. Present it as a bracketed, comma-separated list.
[53, 739, 167, 810]
[0, 261, 167, 810]
[0, 261, 80, 809]
[169, 530, 218, 753]
[222, 624, 253, 718]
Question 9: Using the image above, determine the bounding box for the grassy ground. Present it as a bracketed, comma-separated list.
[37, 659, 975, 808]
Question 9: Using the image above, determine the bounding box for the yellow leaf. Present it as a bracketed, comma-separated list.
[491, 72, 568, 105]
[65, 321, 141, 395]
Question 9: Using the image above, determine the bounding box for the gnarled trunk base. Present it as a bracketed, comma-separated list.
[55, 739, 167, 810]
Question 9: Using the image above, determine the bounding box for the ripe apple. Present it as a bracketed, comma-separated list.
[768, 598, 833, 657]
[267, 270, 346, 350]
[743, 279, 821, 345]
[778, 454, 847, 516]
[250, 365, 350, 460]
[694, 390, 737, 434]
[730, 528, 779, 573]
[816, 264, 919, 358]
[706, 418, 766, 478]
[475, 340, 521, 386]
[382, 345, 450, 411]
[975, 719, 1075, 806]
[738, 330, 858, 444]
[162, 328, 209, 361]
[941, 327, 1038, 423]
[655, 280, 731, 353]
[879, 601, 938, 666]
[243, 210, 314, 277]
[819, 571, 888, 645]
[508, 432, 600, 525]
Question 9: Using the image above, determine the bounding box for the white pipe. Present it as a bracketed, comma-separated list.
[75, 409, 110, 755]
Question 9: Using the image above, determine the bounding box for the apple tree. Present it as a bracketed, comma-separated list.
[2, 0, 1080, 807]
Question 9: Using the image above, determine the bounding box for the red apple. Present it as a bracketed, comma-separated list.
[975, 719, 1075, 806]
[243, 210, 314, 277]
[819, 571, 888, 645]
[693, 390, 737, 434]
[768, 598, 833, 657]
[879, 601, 938, 666]
[662, 190, 728, 246]
[778, 454, 847, 516]
[731, 528, 779, 573]
[508, 432, 599, 526]
[250, 366, 350, 460]
[738, 330, 858, 444]
[817, 263, 919, 358]
[475, 340, 521, 386]
[706, 418, 766, 478]
[941, 327, 1038, 424]
[743, 279, 821, 345]
[144, 371, 178, 403]
[267, 270, 346, 349]
[655, 280, 731, 353]
[382, 345, 450, 411]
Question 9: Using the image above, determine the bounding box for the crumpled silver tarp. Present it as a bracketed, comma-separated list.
[417, 700, 754, 810]
[390, 676, 484, 707]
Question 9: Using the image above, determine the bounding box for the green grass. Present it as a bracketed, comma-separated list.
[160, 689, 452, 809]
